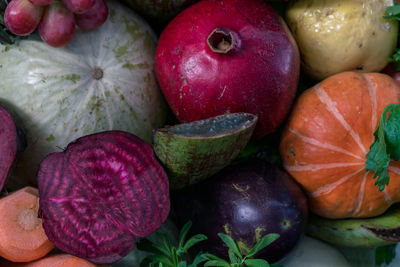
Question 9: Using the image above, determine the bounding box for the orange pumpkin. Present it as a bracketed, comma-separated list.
[280, 72, 400, 219]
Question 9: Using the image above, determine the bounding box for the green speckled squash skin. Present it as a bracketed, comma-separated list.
[153, 113, 258, 190]
[0, 1, 167, 189]
[307, 204, 400, 247]
[122, 0, 198, 23]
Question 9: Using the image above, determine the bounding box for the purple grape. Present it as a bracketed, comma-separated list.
[38, 1, 75, 47]
[4, 0, 43, 36]
[28, 0, 54, 6]
[61, 0, 95, 14]
[75, 0, 108, 31]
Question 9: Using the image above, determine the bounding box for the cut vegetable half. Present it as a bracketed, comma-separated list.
[37, 131, 170, 264]
[153, 113, 257, 190]
[0, 187, 54, 262]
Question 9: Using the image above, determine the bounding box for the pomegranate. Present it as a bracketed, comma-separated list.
[155, 0, 300, 138]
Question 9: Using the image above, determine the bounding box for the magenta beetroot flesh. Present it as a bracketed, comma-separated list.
[0, 105, 20, 191]
[155, 0, 300, 138]
[37, 131, 170, 264]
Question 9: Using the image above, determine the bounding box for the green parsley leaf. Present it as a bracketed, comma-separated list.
[181, 234, 208, 254]
[245, 233, 280, 259]
[385, 107, 400, 160]
[144, 254, 174, 267]
[243, 259, 270, 267]
[136, 238, 171, 258]
[138, 221, 207, 267]
[178, 221, 193, 248]
[389, 48, 400, 63]
[188, 252, 207, 267]
[384, 2, 400, 20]
[366, 104, 400, 191]
[203, 259, 231, 267]
[228, 248, 242, 264]
[217, 234, 242, 259]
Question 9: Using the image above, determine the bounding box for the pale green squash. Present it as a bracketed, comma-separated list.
[0, 1, 167, 188]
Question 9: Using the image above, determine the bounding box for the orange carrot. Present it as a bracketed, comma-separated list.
[0, 186, 54, 262]
[0, 254, 103, 267]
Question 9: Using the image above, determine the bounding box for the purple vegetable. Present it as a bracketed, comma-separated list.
[0, 104, 25, 191]
[172, 159, 308, 263]
[37, 131, 170, 264]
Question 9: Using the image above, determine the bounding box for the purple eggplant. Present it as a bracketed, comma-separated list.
[171, 159, 308, 262]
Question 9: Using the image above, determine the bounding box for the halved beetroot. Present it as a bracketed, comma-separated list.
[37, 131, 170, 264]
[0, 104, 25, 191]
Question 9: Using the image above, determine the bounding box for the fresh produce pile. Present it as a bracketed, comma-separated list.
[1, 0, 400, 266]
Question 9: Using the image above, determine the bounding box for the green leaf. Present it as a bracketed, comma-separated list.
[171, 246, 179, 266]
[270, 264, 282, 267]
[181, 234, 208, 253]
[217, 233, 242, 258]
[244, 259, 270, 267]
[178, 261, 188, 267]
[204, 260, 231, 267]
[188, 252, 208, 267]
[366, 104, 400, 191]
[202, 253, 229, 262]
[384, 2, 400, 20]
[385, 108, 400, 160]
[245, 233, 280, 259]
[142, 255, 173, 267]
[228, 248, 241, 264]
[376, 245, 397, 266]
[156, 232, 173, 255]
[389, 49, 400, 62]
[366, 139, 390, 191]
[179, 221, 193, 248]
[136, 238, 171, 258]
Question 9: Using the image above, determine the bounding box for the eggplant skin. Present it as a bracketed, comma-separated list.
[171, 159, 308, 263]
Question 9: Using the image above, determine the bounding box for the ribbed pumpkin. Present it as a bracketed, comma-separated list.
[280, 72, 400, 219]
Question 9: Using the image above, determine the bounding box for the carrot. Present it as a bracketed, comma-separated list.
[0, 186, 54, 262]
[0, 254, 103, 267]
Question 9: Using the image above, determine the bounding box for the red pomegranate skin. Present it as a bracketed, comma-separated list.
[155, 0, 300, 138]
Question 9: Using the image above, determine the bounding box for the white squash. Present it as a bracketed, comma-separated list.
[279, 236, 351, 267]
[0, 1, 167, 188]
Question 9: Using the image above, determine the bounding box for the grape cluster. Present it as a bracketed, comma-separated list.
[4, 0, 108, 47]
